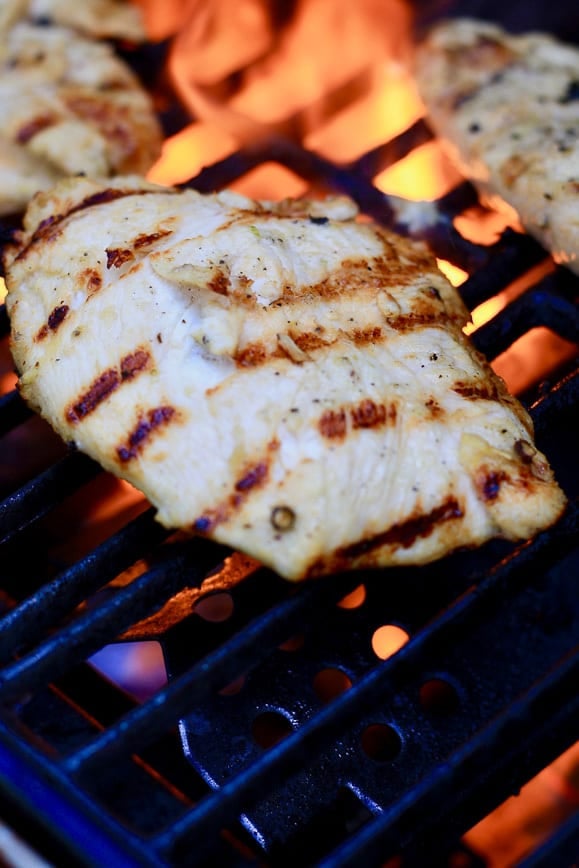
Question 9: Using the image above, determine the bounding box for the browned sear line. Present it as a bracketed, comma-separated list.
[133, 230, 172, 249]
[66, 369, 120, 423]
[35, 304, 69, 341]
[120, 349, 150, 381]
[117, 406, 176, 463]
[193, 452, 275, 534]
[107, 248, 135, 269]
[351, 399, 396, 429]
[453, 381, 498, 401]
[208, 270, 230, 296]
[66, 347, 151, 423]
[476, 469, 510, 501]
[17, 188, 170, 260]
[320, 399, 396, 440]
[339, 498, 464, 559]
[235, 463, 268, 492]
[16, 113, 56, 144]
[319, 408, 347, 440]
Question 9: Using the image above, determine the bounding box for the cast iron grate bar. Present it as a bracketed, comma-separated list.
[348, 118, 434, 178]
[470, 270, 579, 360]
[0, 451, 101, 545]
[148, 501, 578, 864]
[0, 389, 32, 437]
[0, 718, 160, 868]
[458, 229, 549, 311]
[61, 568, 361, 778]
[0, 507, 168, 665]
[0, 540, 229, 705]
[530, 368, 579, 436]
[317, 654, 578, 868]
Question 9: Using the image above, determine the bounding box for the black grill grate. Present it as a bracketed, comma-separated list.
[0, 121, 578, 867]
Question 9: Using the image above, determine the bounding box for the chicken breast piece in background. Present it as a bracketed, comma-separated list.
[3, 176, 567, 580]
[0, 15, 161, 217]
[415, 18, 579, 275]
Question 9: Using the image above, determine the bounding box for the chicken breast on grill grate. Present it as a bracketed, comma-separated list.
[3, 176, 567, 580]
[415, 18, 579, 275]
[2, 0, 146, 41]
[0, 16, 161, 216]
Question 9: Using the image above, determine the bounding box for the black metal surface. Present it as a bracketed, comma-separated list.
[0, 113, 578, 868]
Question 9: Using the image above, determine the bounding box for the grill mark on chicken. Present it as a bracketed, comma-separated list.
[66, 369, 119, 423]
[64, 95, 135, 162]
[117, 406, 177, 463]
[321, 497, 464, 569]
[452, 381, 498, 400]
[83, 268, 102, 296]
[133, 230, 173, 250]
[35, 303, 70, 341]
[107, 248, 135, 269]
[208, 270, 231, 296]
[193, 444, 278, 534]
[235, 318, 439, 368]
[319, 398, 397, 440]
[16, 113, 57, 144]
[425, 397, 444, 417]
[319, 409, 347, 440]
[120, 349, 150, 380]
[66, 346, 151, 423]
[351, 399, 397, 429]
[479, 469, 508, 501]
[16, 189, 167, 261]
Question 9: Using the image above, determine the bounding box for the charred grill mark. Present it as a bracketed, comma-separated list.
[16, 113, 56, 144]
[235, 325, 389, 368]
[337, 498, 464, 560]
[425, 398, 443, 417]
[193, 450, 275, 534]
[235, 343, 269, 367]
[352, 326, 382, 344]
[66, 369, 120, 423]
[319, 399, 396, 440]
[16, 188, 168, 260]
[107, 248, 135, 269]
[83, 268, 102, 295]
[48, 304, 69, 330]
[117, 406, 176, 463]
[120, 349, 151, 381]
[452, 381, 498, 401]
[386, 312, 440, 331]
[35, 304, 69, 341]
[133, 230, 172, 249]
[208, 269, 230, 296]
[235, 462, 268, 492]
[319, 408, 347, 440]
[66, 347, 151, 423]
[477, 469, 509, 502]
[351, 399, 396, 429]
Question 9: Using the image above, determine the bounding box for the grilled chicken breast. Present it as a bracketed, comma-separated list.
[4, 176, 567, 580]
[2, 0, 145, 41]
[415, 19, 579, 274]
[0, 18, 161, 216]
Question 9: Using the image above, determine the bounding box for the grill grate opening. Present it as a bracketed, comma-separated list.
[0, 111, 578, 867]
